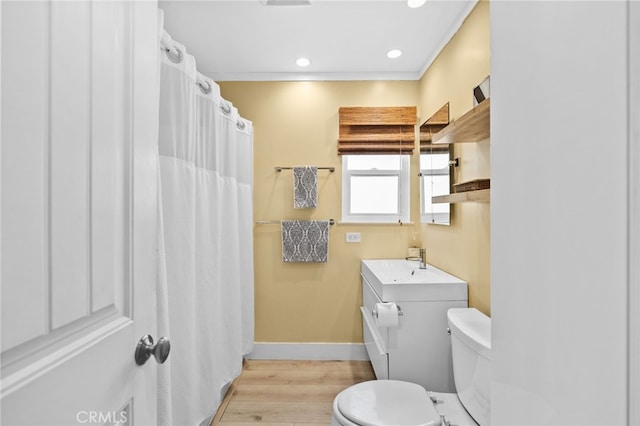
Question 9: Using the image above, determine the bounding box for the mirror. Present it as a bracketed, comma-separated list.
[419, 103, 452, 225]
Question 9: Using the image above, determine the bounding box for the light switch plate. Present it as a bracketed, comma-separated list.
[345, 232, 361, 243]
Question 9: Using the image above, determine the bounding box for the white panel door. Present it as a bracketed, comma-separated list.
[1, 1, 160, 425]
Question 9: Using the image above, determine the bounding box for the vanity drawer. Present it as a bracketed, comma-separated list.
[361, 307, 388, 379]
[361, 274, 390, 349]
[361, 273, 392, 380]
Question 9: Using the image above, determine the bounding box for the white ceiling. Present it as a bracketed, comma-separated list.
[158, 0, 478, 81]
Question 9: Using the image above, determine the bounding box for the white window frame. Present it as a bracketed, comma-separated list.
[341, 155, 410, 223]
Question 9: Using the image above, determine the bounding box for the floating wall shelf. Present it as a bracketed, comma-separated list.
[432, 99, 490, 145]
[433, 189, 490, 204]
[430, 99, 491, 204]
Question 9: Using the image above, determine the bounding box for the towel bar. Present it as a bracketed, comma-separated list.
[256, 219, 335, 225]
[275, 166, 335, 172]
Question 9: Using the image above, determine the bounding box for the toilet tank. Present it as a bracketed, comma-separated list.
[447, 308, 491, 426]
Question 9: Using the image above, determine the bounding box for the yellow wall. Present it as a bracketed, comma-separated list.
[219, 0, 491, 343]
[219, 81, 420, 342]
[418, 0, 491, 316]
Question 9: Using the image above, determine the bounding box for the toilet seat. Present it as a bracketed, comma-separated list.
[335, 380, 440, 426]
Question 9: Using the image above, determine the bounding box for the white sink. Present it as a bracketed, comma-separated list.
[361, 259, 467, 301]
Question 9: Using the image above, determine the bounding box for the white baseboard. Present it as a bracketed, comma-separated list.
[247, 342, 369, 361]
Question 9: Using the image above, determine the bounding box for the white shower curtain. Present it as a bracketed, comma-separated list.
[156, 30, 254, 426]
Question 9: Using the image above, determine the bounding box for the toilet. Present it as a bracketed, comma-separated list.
[332, 308, 490, 426]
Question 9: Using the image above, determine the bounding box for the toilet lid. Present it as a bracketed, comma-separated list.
[336, 380, 440, 426]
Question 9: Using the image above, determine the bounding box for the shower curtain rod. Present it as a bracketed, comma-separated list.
[160, 31, 250, 133]
[274, 166, 335, 172]
[256, 219, 335, 225]
[160, 37, 210, 91]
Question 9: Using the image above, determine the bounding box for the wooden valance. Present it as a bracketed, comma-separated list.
[420, 103, 450, 153]
[337, 106, 417, 155]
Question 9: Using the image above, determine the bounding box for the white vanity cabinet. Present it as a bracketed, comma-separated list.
[360, 259, 468, 392]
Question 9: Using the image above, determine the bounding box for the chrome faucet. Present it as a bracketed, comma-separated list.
[419, 248, 427, 269]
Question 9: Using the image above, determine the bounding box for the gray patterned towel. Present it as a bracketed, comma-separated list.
[281, 220, 329, 263]
[293, 166, 318, 209]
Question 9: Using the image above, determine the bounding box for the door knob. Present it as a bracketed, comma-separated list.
[135, 334, 170, 365]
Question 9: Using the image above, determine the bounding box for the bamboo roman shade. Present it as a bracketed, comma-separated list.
[338, 106, 417, 155]
[420, 103, 450, 153]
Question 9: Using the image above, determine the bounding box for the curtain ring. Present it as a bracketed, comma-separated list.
[236, 120, 246, 130]
[165, 46, 183, 64]
[220, 103, 232, 115]
[197, 80, 212, 95]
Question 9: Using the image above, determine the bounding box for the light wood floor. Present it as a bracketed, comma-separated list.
[211, 360, 376, 425]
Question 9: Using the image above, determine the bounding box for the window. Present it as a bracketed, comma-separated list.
[342, 155, 410, 223]
[420, 152, 450, 224]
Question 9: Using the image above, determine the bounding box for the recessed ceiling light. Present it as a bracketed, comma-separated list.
[296, 57, 311, 67]
[407, 0, 426, 8]
[387, 49, 402, 59]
